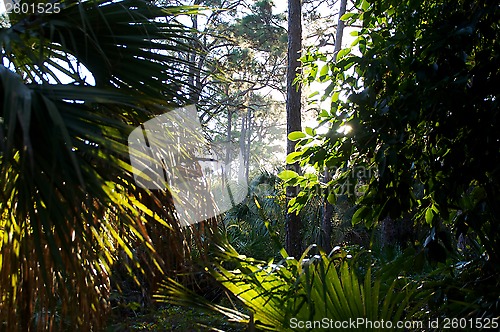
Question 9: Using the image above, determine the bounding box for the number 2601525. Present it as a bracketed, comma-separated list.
[4, 2, 61, 14]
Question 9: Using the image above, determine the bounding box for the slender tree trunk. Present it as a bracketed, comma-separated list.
[239, 109, 247, 182]
[187, 12, 197, 103]
[245, 105, 252, 181]
[224, 108, 232, 182]
[285, 0, 303, 258]
[320, 0, 347, 252]
[320, 0, 347, 253]
[320, 193, 334, 252]
[187, 0, 202, 104]
[334, 0, 347, 58]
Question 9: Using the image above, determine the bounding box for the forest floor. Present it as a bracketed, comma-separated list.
[107, 301, 244, 331]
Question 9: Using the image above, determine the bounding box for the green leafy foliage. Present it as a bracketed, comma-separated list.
[286, 0, 500, 267]
[157, 242, 427, 331]
[0, 0, 200, 329]
[221, 171, 286, 260]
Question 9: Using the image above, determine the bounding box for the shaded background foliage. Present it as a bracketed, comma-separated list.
[0, 0, 211, 330]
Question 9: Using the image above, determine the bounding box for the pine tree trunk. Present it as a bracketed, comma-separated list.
[321, 0, 347, 253]
[224, 108, 232, 182]
[285, 0, 303, 258]
[245, 105, 252, 181]
[239, 110, 247, 182]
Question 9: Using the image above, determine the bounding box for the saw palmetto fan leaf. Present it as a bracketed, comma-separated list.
[0, 0, 201, 330]
[157, 242, 430, 331]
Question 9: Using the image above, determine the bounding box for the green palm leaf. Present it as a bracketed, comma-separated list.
[157, 243, 430, 331]
[1, 0, 201, 330]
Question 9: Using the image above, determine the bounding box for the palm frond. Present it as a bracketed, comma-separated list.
[157, 242, 430, 331]
[2, 0, 200, 101]
[0, 0, 203, 330]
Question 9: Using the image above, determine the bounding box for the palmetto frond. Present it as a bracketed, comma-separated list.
[2, 0, 199, 97]
[157, 242, 429, 331]
[0, 0, 201, 330]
